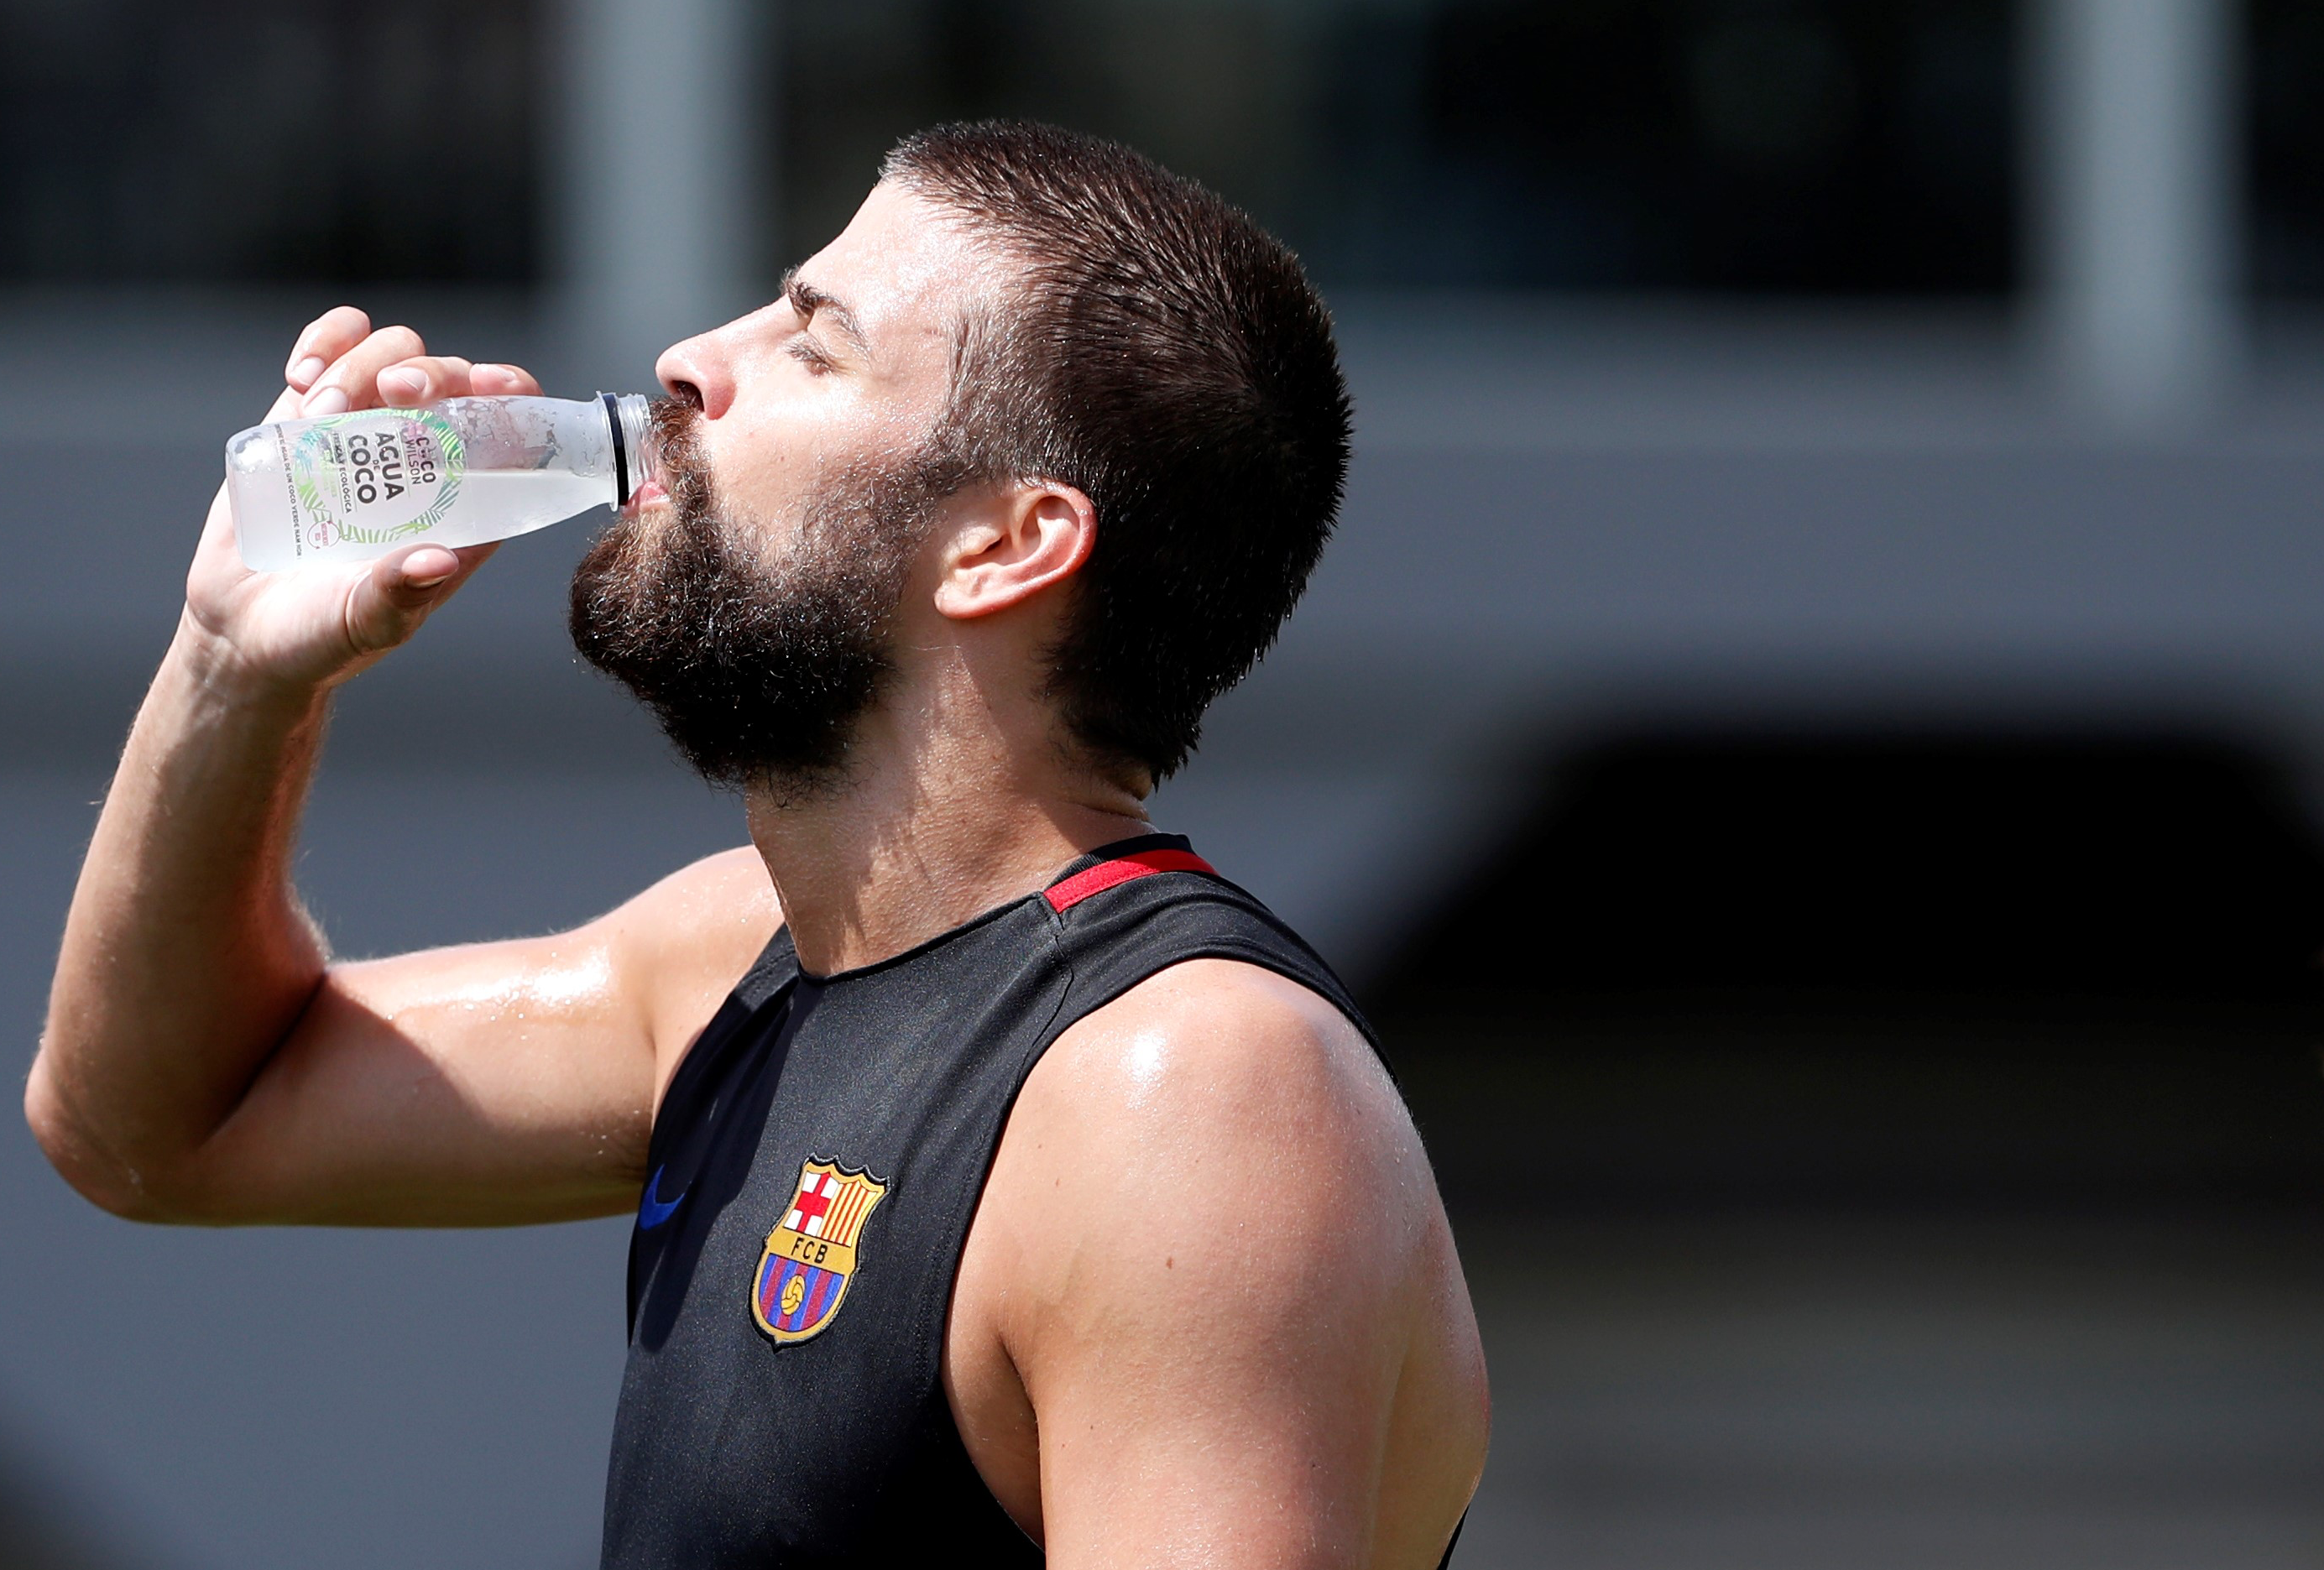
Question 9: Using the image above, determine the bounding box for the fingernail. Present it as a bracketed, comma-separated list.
[287, 355, 324, 388]
[403, 548, 457, 587]
[379, 369, 425, 403]
[303, 384, 349, 417]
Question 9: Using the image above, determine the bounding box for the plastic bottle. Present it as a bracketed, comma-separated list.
[226, 393, 655, 571]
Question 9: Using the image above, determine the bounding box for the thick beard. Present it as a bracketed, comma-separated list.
[568, 399, 940, 796]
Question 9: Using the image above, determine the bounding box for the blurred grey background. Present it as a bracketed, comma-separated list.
[4, 0, 2324, 1565]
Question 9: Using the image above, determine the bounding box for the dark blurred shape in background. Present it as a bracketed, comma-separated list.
[774, 0, 2017, 293]
[2251, 0, 2324, 294]
[3, 2, 2321, 1567]
[1376, 734, 2324, 1213]
[0, 0, 545, 284]
[46, 0, 2324, 297]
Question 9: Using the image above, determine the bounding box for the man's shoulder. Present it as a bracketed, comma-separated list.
[593, 846, 782, 1088]
[603, 846, 781, 976]
[1049, 955, 1387, 1128]
[1000, 957, 1428, 1282]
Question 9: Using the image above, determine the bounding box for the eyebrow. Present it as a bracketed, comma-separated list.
[782, 268, 870, 357]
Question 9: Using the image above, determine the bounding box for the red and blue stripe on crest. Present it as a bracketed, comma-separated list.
[757, 1253, 846, 1337]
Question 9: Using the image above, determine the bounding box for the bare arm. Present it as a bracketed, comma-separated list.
[952, 961, 1490, 1568]
[25, 310, 774, 1226]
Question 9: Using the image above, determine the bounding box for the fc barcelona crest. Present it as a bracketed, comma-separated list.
[751, 1158, 889, 1345]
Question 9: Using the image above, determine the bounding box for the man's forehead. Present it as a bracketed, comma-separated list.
[796, 182, 1007, 349]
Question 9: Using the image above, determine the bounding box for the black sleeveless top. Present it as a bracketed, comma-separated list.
[599, 835, 1442, 1568]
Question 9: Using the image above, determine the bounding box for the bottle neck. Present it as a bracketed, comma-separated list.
[600, 392, 657, 506]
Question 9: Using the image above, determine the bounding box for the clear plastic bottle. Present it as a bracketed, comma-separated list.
[226, 393, 655, 571]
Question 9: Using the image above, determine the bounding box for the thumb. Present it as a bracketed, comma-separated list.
[343, 545, 463, 657]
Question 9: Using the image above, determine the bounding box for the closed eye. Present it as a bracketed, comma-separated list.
[787, 335, 834, 375]
[781, 268, 869, 363]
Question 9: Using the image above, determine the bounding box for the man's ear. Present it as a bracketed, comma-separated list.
[932, 482, 1096, 621]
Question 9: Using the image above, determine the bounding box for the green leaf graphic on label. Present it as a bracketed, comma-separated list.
[287, 409, 466, 551]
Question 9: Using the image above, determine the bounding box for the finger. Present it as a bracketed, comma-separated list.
[469, 363, 543, 396]
[188, 479, 262, 605]
[390, 539, 498, 596]
[397, 545, 461, 588]
[376, 356, 476, 406]
[344, 548, 448, 656]
[196, 479, 238, 555]
[285, 305, 373, 390]
[344, 540, 499, 656]
[301, 324, 428, 417]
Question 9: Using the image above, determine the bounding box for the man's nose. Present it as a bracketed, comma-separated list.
[655, 331, 733, 419]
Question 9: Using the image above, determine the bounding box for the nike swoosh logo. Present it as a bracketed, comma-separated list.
[638, 1166, 685, 1230]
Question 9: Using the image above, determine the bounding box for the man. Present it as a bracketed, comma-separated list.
[28, 123, 1487, 1567]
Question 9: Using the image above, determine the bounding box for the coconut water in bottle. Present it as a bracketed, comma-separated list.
[226, 393, 655, 571]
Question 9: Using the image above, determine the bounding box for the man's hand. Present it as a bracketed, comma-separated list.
[27, 308, 776, 1228]
[185, 306, 544, 694]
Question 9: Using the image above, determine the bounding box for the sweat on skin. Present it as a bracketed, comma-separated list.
[29, 124, 1488, 1569]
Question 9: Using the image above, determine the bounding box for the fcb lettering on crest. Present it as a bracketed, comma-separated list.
[751, 1158, 889, 1345]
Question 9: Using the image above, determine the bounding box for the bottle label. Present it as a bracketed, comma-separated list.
[283, 409, 467, 552]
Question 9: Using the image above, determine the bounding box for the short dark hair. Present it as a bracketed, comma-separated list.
[882, 121, 1352, 782]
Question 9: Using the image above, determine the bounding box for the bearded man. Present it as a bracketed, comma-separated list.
[28, 123, 1488, 1568]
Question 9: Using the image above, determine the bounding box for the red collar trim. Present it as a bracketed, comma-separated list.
[1043, 848, 1217, 914]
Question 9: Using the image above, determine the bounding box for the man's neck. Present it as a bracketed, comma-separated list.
[744, 679, 1152, 977]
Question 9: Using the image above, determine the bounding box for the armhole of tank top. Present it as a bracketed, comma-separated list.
[1437, 1509, 1466, 1568]
[652, 928, 799, 1140]
[1049, 876, 1372, 1025]
[1037, 900, 1388, 1079]
[734, 926, 799, 1010]
[1076, 939, 1386, 1066]
[929, 913, 1377, 1510]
